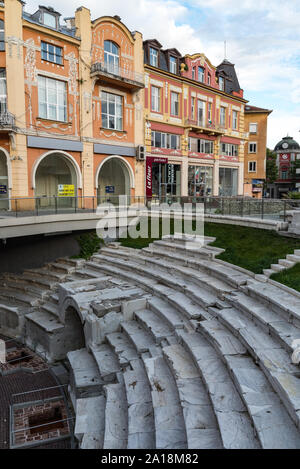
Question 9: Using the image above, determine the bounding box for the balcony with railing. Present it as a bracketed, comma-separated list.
[0, 102, 15, 132]
[185, 118, 225, 136]
[90, 62, 144, 90]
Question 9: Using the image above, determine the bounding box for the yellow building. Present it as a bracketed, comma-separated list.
[0, 1, 145, 211]
[244, 105, 272, 198]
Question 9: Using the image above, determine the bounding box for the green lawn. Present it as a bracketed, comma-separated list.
[270, 264, 300, 292]
[119, 220, 300, 278]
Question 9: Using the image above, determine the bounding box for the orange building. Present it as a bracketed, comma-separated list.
[0, 1, 145, 211]
[143, 41, 249, 199]
[243, 105, 272, 198]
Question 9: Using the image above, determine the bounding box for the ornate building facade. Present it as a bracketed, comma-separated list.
[243, 105, 272, 198]
[143, 41, 249, 199]
[0, 1, 145, 211]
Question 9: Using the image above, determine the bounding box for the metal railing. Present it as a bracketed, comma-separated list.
[91, 61, 144, 85]
[0, 101, 15, 128]
[0, 195, 300, 222]
[185, 118, 224, 133]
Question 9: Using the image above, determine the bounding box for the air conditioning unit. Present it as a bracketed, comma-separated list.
[136, 145, 146, 161]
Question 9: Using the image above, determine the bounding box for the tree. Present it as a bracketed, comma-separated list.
[265, 148, 278, 184]
[290, 158, 300, 184]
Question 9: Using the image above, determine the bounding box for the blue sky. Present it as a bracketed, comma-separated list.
[24, 0, 300, 149]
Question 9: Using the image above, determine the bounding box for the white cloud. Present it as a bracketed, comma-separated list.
[23, 0, 300, 148]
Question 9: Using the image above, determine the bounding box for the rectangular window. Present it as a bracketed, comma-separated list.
[192, 67, 196, 80]
[188, 137, 213, 154]
[0, 20, 4, 52]
[207, 73, 211, 86]
[191, 97, 195, 120]
[221, 143, 238, 157]
[171, 92, 179, 116]
[0, 69, 7, 114]
[38, 75, 67, 122]
[232, 110, 238, 130]
[219, 76, 225, 91]
[170, 57, 177, 74]
[208, 102, 212, 123]
[152, 131, 180, 150]
[151, 86, 161, 112]
[197, 100, 205, 126]
[198, 67, 204, 83]
[220, 107, 226, 127]
[41, 41, 63, 65]
[249, 123, 258, 134]
[43, 12, 57, 29]
[150, 47, 158, 67]
[101, 91, 123, 131]
[249, 142, 257, 153]
[248, 161, 257, 172]
[281, 170, 288, 180]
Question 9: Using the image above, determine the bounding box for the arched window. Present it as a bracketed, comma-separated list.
[104, 40, 120, 74]
[0, 20, 4, 52]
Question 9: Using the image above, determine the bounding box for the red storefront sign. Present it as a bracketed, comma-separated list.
[146, 156, 168, 197]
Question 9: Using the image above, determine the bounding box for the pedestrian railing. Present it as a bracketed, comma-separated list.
[0, 195, 299, 221]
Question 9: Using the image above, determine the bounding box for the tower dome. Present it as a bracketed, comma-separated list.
[274, 136, 300, 152]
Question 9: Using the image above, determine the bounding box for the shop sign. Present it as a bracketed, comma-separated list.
[105, 186, 115, 194]
[146, 156, 168, 197]
[0, 185, 7, 194]
[57, 184, 75, 197]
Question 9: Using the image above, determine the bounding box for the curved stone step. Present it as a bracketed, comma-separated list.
[75, 396, 105, 449]
[225, 292, 300, 353]
[121, 320, 158, 355]
[123, 359, 155, 449]
[88, 257, 217, 317]
[99, 248, 236, 297]
[151, 239, 223, 259]
[90, 344, 120, 383]
[210, 308, 300, 432]
[147, 296, 189, 330]
[0, 287, 40, 307]
[177, 330, 260, 449]
[162, 343, 223, 449]
[142, 245, 250, 288]
[46, 262, 76, 274]
[103, 378, 128, 449]
[23, 269, 64, 283]
[134, 308, 175, 344]
[106, 332, 139, 366]
[67, 349, 103, 403]
[246, 281, 300, 326]
[142, 355, 187, 449]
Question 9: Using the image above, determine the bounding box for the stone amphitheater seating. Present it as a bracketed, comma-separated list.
[1, 235, 300, 449]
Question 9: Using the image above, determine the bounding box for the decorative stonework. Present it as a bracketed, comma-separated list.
[100, 130, 127, 140]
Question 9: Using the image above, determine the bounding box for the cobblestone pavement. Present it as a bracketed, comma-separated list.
[0, 335, 72, 449]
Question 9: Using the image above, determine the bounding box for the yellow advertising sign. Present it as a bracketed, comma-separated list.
[57, 184, 75, 197]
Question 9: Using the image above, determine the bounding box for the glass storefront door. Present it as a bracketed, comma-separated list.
[188, 166, 213, 197]
[152, 163, 181, 201]
[219, 167, 238, 196]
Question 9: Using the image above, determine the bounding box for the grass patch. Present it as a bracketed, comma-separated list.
[119, 219, 300, 275]
[270, 264, 300, 293]
[73, 232, 103, 260]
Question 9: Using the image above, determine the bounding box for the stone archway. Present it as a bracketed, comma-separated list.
[96, 156, 133, 205]
[34, 152, 79, 208]
[61, 306, 86, 355]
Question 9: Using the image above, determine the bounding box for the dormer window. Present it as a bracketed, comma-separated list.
[198, 67, 204, 83]
[43, 12, 57, 28]
[207, 73, 211, 86]
[192, 67, 196, 80]
[150, 48, 158, 67]
[219, 76, 225, 91]
[170, 57, 177, 74]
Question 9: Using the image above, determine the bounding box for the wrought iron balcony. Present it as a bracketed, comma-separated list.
[91, 62, 144, 90]
[0, 110, 16, 131]
[185, 118, 225, 136]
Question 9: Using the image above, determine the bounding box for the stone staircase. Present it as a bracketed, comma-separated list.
[1, 235, 300, 448]
[263, 249, 300, 278]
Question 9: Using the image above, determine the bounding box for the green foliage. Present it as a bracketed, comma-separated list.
[120, 220, 300, 276]
[74, 231, 103, 260]
[266, 148, 278, 184]
[285, 191, 300, 199]
[271, 263, 300, 293]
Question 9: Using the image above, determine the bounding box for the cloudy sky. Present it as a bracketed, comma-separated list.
[24, 0, 300, 149]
